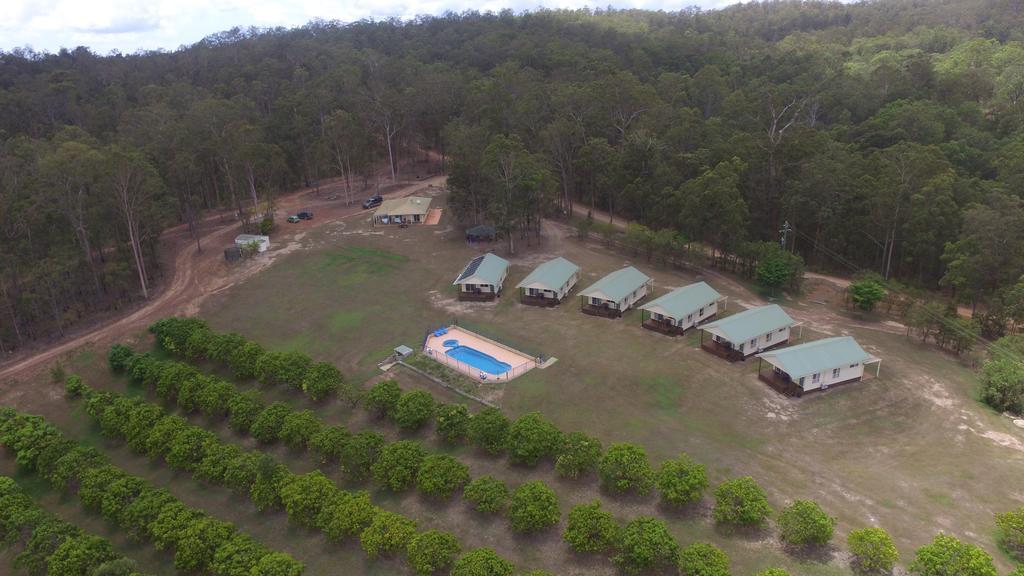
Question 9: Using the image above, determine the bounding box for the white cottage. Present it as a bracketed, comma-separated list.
[578, 266, 653, 318]
[699, 304, 797, 361]
[453, 253, 510, 301]
[639, 281, 724, 336]
[756, 336, 881, 397]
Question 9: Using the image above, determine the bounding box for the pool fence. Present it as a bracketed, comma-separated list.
[424, 347, 534, 382]
[446, 317, 545, 361]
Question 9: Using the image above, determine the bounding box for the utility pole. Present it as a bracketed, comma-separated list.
[779, 221, 792, 251]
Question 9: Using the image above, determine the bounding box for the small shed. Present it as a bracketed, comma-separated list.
[639, 281, 725, 336]
[235, 234, 270, 253]
[699, 304, 798, 361]
[394, 345, 414, 358]
[466, 224, 496, 242]
[224, 246, 242, 263]
[756, 336, 881, 397]
[374, 196, 432, 225]
[516, 257, 580, 307]
[453, 253, 510, 301]
[578, 266, 653, 318]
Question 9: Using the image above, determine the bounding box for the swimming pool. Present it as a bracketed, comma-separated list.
[445, 345, 512, 375]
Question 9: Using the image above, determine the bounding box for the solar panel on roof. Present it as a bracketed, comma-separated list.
[456, 255, 486, 283]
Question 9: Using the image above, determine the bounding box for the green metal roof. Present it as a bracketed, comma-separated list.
[516, 257, 579, 291]
[756, 336, 871, 379]
[700, 304, 794, 343]
[453, 253, 509, 286]
[639, 282, 721, 319]
[579, 266, 651, 302]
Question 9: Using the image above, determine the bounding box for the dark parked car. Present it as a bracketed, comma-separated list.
[362, 195, 383, 209]
[297, 211, 313, 220]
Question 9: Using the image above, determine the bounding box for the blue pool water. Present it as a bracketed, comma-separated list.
[446, 345, 512, 375]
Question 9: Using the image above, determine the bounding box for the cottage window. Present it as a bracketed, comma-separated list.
[699, 307, 705, 316]
[778, 327, 786, 333]
[749, 338, 757, 348]
[850, 364, 858, 368]
[832, 368, 841, 378]
[687, 314, 693, 322]
[765, 332, 773, 343]
[812, 373, 820, 383]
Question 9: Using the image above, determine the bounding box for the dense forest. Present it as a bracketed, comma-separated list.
[3, 0, 1024, 353]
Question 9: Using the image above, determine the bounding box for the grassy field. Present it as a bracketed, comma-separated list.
[11, 195, 1023, 575]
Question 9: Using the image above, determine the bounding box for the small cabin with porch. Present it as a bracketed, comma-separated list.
[639, 282, 724, 336]
[374, 196, 431, 225]
[453, 253, 510, 301]
[578, 266, 652, 318]
[699, 304, 797, 361]
[755, 336, 881, 397]
[516, 257, 580, 307]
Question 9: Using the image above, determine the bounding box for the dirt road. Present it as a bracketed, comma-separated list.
[0, 174, 447, 385]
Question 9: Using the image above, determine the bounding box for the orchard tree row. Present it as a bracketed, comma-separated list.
[0, 407, 303, 575]
[0, 475, 148, 576]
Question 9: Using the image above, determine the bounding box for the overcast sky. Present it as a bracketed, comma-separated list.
[1, 0, 742, 54]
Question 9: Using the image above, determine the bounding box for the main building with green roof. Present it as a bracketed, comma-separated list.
[639, 281, 723, 335]
[755, 336, 880, 397]
[516, 257, 580, 306]
[699, 303, 797, 360]
[578, 266, 652, 318]
[453, 252, 510, 301]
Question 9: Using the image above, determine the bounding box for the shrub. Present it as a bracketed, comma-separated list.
[249, 402, 293, 443]
[371, 440, 426, 491]
[340, 431, 386, 481]
[508, 480, 560, 533]
[416, 454, 470, 499]
[365, 379, 402, 417]
[108, 344, 135, 372]
[317, 490, 378, 540]
[166, 427, 217, 472]
[849, 278, 886, 312]
[359, 511, 416, 559]
[755, 570, 791, 576]
[712, 477, 772, 527]
[227, 392, 264, 433]
[435, 403, 470, 443]
[462, 476, 510, 514]
[278, 471, 337, 528]
[467, 408, 510, 454]
[555, 431, 602, 479]
[394, 390, 436, 430]
[301, 362, 343, 402]
[228, 340, 264, 380]
[64, 374, 87, 398]
[777, 500, 835, 546]
[656, 452, 708, 507]
[406, 530, 460, 576]
[506, 412, 563, 466]
[251, 552, 303, 576]
[997, 506, 1024, 561]
[564, 500, 618, 553]
[279, 410, 322, 451]
[910, 534, 997, 576]
[309, 425, 350, 463]
[599, 443, 654, 495]
[449, 548, 514, 576]
[614, 516, 679, 574]
[848, 527, 898, 574]
[256, 351, 312, 388]
[979, 357, 1024, 415]
[677, 542, 730, 576]
[195, 379, 234, 417]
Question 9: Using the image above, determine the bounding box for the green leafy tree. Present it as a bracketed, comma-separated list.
[406, 530, 460, 576]
[563, 500, 618, 553]
[250, 551, 304, 576]
[755, 570, 791, 576]
[979, 354, 1024, 415]
[394, 390, 436, 430]
[656, 452, 708, 507]
[416, 454, 470, 499]
[462, 476, 510, 514]
[848, 527, 899, 574]
[47, 534, 120, 575]
[508, 480, 560, 533]
[909, 534, 997, 576]
[279, 471, 336, 527]
[317, 490, 379, 540]
[340, 431, 386, 481]
[301, 361, 344, 402]
[229, 340, 264, 380]
[256, 351, 312, 388]
[227, 392, 265, 433]
[614, 516, 680, 574]
[449, 548, 514, 576]
[371, 440, 426, 491]
[997, 506, 1024, 561]
[599, 443, 655, 495]
[195, 379, 234, 417]
[555, 431, 602, 479]
[467, 408, 510, 454]
[309, 425, 351, 464]
[365, 379, 402, 418]
[849, 278, 887, 312]
[359, 511, 417, 559]
[108, 344, 135, 372]
[777, 500, 835, 546]
[279, 410, 322, 451]
[435, 403, 470, 443]
[713, 477, 772, 527]
[249, 402, 293, 443]
[507, 412, 563, 466]
[677, 542, 730, 576]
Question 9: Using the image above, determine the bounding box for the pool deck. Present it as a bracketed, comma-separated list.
[423, 326, 537, 382]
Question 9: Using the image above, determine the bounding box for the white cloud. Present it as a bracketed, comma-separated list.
[1, 0, 732, 54]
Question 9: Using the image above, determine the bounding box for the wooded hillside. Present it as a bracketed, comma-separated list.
[3, 0, 1024, 352]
